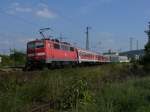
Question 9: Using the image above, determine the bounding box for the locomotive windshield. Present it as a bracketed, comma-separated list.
[28, 42, 44, 49]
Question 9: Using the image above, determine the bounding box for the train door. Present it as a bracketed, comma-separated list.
[46, 41, 53, 63]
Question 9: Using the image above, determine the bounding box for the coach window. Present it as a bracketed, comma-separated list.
[65, 46, 70, 51]
[79, 52, 84, 56]
[70, 47, 74, 51]
[54, 44, 60, 49]
[61, 45, 70, 51]
[64, 45, 67, 50]
[61, 45, 65, 50]
[79, 52, 82, 56]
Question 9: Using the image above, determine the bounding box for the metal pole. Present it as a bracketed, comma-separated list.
[60, 33, 63, 41]
[136, 40, 139, 50]
[130, 37, 133, 51]
[86, 27, 91, 50]
[145, 22, 150, 42]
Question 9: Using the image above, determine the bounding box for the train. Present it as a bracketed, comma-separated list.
[25, 38, 110, 70]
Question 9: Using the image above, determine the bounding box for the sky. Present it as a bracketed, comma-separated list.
[0, 0, 150, 54]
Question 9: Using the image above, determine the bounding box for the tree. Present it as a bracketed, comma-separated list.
[141, 42, 150, 71]
[141, 21, 150, 70]
[10, 50, 26, 66]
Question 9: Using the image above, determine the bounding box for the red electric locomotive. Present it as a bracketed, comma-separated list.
[26, 38, 78, 69]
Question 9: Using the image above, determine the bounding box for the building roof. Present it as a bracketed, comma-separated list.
[120, 49, 144, 58]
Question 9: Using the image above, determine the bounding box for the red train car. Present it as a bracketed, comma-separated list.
[26, 39, 78, 69]
[77, 48, 110, 64]
[26, 38, 110, 70]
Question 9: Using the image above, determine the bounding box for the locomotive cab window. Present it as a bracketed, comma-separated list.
[35, 42, 44, 48]
[28, 42, 44, 49]
[54, 44, 60, 49]
[27, 43, 35, 49]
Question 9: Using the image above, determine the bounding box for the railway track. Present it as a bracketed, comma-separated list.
[0, 64, 106, 73]
[31, 100, 59, 112]
[0, 66, 24, 73]
[31, 103, 51, 112]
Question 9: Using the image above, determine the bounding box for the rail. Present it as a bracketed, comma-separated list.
[31, 103, 51, 112]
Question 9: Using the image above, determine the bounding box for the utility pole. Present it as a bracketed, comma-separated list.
[86, 26, 91, 50]
[145, 22, 150, 42]
[60, 33, 63, 41]
[136, 40, 139, 50]
[130, 37, 133, 51]
[59, 33, 67, 42]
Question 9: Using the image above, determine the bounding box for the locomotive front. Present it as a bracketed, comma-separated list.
[26, 40, 47, 68]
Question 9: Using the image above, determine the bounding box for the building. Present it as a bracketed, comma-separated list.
[120, 49, 144, 60]
[104, 51, 129, 63]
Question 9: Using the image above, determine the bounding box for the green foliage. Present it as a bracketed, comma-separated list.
[141, 41, 150, 70]
[0, 50, 26, 67]
[96, 78, 150, 112]
[0, 64, 150, 112]
[61, 79, 94, 110]
[0, 55, 14, 66]
[10, 50, 26, 65]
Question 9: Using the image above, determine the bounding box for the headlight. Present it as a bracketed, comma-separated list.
[28, 53, 34, 57]
[35, 52, 46, 56]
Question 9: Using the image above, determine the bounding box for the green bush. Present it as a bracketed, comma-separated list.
[0, 50, 25, 67]
[0, 64, 150, 112]
[96, 78, 150, 112]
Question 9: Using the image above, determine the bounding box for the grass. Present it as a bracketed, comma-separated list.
[96, 78, 150, 112]
[0, 64, 150, 112]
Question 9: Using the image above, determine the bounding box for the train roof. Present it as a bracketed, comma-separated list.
[27, 38, 103, 55]
[77, 48, 103, 55]
[27, 38, 74, 47]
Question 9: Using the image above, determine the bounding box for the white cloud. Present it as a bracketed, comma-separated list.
[79, 0, 113, 15]
[12, 2, 20, 6]
[15, 7, 32, 13]
[99, 0, 112, 3]
[6, 10, 15, 15]
[7, 2, 32, 14]
[6, 2, 58, 19]
[36, 8, 57, 19]
[38, 3, 48, 8]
